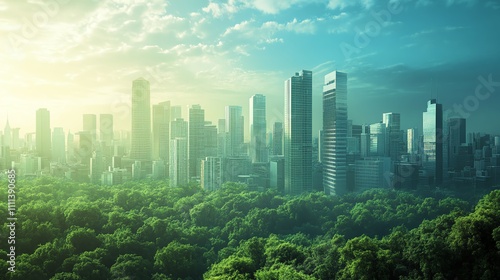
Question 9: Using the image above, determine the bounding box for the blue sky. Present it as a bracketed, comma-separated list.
[0, 0, 499, 137]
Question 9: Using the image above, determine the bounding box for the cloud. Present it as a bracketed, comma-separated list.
[327, 0, 375, 10]
[202, 1, 238, 17]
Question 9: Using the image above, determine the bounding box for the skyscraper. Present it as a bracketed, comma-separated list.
[83, 114, 97, 144]
[272, 122, 283, 156]
[369, 122, 386, 156]
[284, 70, 312, 195]
[204, 122, 218, 158]
[322, 71, 348, 195]
[225, 106, 244, 156]
[447, 118, 466, 171]
[407, 128, 418, 155]
[423, 99, 443, 185]
[189, 104, 205, 179]
[52, 127, 66, 164]
[152, 101, 170, 162]
[130, 78, 152, 161]
[36, 108, 51, 168]
[99, 114, 114, 146]
[249, 94, 267, 163]
[383, 112, 401, 161]
[170, 105, 182, 120]
[217, 119, 227, 158]
[170, 118, 188, 187]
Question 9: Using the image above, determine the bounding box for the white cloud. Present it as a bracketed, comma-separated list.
[332, 12, 348, 20]
[202, 1, 238, 17]
[327, 0, 374, 10]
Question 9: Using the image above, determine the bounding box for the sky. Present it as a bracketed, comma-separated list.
[0, 0, 499, 139]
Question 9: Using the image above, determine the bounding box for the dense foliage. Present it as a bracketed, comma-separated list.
[0, 177, 499, 279]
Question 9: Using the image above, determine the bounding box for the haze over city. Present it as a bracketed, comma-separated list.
[1, 0, 499, 136]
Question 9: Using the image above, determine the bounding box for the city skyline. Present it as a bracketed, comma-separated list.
[1, 1, 499, 136]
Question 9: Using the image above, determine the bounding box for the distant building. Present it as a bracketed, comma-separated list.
[52, 127, 66, 164]
[369, 122, 386, 157]
[270, 156, 285, 193]
[36, 108, 51, 168]
[249, 94, 267, 163]
[383, 112, 401, 161]
[204, 122, 218, 158]
[447, 118, 466, 171]
[354, 157, 391, 191]
[223, 156, 251, 183]
[83, 114, 97, 144]
[170, 138, 188, 186]
[99, 114, 114, 146]
[152, 160, 166, 179]
[201, 157, 222, 191]
[189, 104, 205, 179]
[152, 101, 170, 162]
[130, 78, 152, 161]
[170, 118, 189, 187]
[226, 106, 244, 156]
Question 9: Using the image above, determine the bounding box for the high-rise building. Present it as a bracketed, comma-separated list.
[170, 138, 188, 187]
[189, 105, 205, 179]
[204, 122, 218, 158]
[99, 114, 114, 146]
[152, 101, 170, 162]
[217, 119, 227, 158]
[323, 71, 348, 195]
[171, 118, 188, 139]
[52, 127, 66, 164]
[152, 160, 166, 179]
[83, 114, 97, 144]
[272, 122, 283, 156]
[407, 128, 418, 155]
[447, 118, 466, 171]
[284, 70, 313, 195]
[76, 131, 92, 164]
[170, 105, 182, 120]
[170, 118, 188, 187]
[383, 112, 401, 161]
[66, 130, 74, 163]
[270, 156, 285, 193]
[36, 108, 51, 167]
[225, 106, 244, 156]
[423, 99, 443, 185]
[201, 157, 222, 191]
[360, 124, 370, 158]
[130, 78, 152, 161]
[354, 157, 391, 191]
[369, 122, 386, 156]
[249, 94, 267, 163]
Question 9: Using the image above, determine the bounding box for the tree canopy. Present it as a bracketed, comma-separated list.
[0, 176, 498, 279]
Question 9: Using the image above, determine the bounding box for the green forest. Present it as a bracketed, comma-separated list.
[1, 177, 499, 279]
